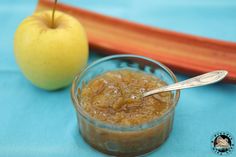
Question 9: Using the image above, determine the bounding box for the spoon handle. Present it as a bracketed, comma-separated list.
[143, 70, 228, 97]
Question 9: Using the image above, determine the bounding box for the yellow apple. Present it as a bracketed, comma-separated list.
[14, 10, 88, 90]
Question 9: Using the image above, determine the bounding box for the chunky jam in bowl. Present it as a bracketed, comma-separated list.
[71, 55, 179, 156]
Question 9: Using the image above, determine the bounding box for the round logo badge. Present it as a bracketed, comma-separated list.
[211, 132, 234, 155]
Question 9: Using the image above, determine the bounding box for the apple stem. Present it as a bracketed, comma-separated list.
[51, 0, 58, 28]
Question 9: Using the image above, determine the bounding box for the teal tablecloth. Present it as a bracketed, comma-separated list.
[0, 0, 236, 156]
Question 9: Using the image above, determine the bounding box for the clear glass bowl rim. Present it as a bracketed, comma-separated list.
[71, 54, 180, 131]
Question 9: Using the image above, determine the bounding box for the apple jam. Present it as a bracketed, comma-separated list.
[77, 69, 175, 156]
[80, 69, 172, 125]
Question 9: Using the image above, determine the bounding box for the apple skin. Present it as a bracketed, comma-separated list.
[14, 10, 88, 90]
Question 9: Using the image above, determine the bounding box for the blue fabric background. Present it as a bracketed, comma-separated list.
[0, 0, 236, 156]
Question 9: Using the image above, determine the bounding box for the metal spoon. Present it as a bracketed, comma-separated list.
[143, 70, 228, 97]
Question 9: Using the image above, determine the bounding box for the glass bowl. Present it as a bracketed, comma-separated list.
[71, 55, 180, 156]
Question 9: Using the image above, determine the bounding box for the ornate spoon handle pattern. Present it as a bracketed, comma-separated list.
[143, 70, 228, 97]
